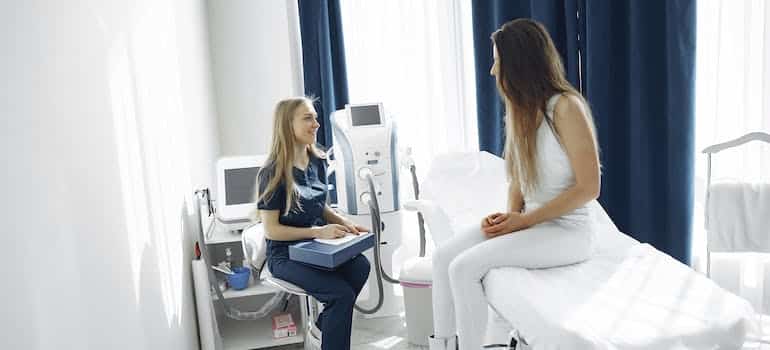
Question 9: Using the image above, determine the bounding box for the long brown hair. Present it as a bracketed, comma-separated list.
[256, 97, 325, 218]
[492, 18, 596, 194]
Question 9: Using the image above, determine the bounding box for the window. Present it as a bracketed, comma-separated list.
[340, 0, 478, 180]
[694, 0, 770, 313]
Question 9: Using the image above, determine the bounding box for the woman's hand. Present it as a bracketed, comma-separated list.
[312, 224, 351, 239]
[481, 212, 531, 238]
[340, 219, 369, 235]
[481, 212, 504, 230]
[322, 206, 369, 235]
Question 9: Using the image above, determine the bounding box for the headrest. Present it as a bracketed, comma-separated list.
[421, 151, 509, 227]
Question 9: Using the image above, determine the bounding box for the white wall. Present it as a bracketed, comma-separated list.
[0, 0, 219, 349]
[207, 0, 303, 156]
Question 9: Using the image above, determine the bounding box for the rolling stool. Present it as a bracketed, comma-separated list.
[264, 276, 322, 350]
[242, 224, 322, 350]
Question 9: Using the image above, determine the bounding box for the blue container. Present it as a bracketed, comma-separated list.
[226, 267, 251, 290]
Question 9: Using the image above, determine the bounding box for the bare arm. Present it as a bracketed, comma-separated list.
[482, 162, 524, 230]
[507, 175, 524, 213]
[261, 209, 347, 241]
[484, 94, 600, 236]
[323, 205, 369, 233]
[323, 205, 350, 225]
[523, 94, 601, 226]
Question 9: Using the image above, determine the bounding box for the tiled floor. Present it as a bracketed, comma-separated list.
[265, 301, 770, 350]
[266, 299, 426, 350]
[348, 312, 427, 350]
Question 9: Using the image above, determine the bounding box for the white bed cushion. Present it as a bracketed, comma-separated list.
[484, 236, 758, 350]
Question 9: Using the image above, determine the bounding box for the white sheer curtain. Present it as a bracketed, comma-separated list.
[339, 0, 478, 180]
[339, 0, 477, 279]
[694, 0, 770, 314]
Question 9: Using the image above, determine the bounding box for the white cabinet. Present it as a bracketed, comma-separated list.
[193, 225, 307, 350]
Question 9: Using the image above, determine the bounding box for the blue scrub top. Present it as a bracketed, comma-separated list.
[257, 154, 329, 248]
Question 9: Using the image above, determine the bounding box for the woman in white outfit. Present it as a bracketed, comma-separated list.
[429, 19, 602, 350]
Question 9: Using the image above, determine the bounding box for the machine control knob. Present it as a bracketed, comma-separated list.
[358, 167, 373, 180]
[360, 192, 372, 205]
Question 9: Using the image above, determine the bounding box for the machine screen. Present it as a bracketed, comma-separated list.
[224, 167, 259, 205]
[350, 105, 382, 126]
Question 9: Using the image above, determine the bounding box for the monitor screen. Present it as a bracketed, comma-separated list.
[350, 105, 382, 126]
[224, 167, 260, 205]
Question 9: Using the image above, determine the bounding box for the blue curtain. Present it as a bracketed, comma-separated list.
[298, 0, 349, 148]
[582, 1, 696, 263]
[471, 0, 582, 156]
[471, 0, 697, 263]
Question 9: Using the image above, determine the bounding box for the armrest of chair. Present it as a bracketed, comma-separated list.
[403, 199, 455, 246]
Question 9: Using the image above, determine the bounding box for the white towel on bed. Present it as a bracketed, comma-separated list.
[706, 182, 770, 253]
[485, 242, 758, 350]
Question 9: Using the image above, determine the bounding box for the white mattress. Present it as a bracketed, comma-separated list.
[484, 231, 758, 350]
[415, 153, 758, 348]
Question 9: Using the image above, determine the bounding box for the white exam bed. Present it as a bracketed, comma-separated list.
[411, 152, 758, 350]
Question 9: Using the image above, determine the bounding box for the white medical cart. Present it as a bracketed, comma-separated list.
[193, 223, 307, 350]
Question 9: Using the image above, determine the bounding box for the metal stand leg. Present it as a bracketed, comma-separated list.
[304, 295, 322, 350]
[706, 248, 711, 277]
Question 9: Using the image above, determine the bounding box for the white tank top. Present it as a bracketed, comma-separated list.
[521, 94, 594, 227]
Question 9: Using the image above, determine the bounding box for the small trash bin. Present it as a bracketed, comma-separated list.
[399, 256, 433, 346]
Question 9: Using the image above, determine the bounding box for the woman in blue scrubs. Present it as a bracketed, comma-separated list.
[256, 97, 370, 350]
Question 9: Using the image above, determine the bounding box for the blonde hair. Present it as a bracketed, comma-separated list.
[492, 19, 598, 194]
[255, 97, 325, 218]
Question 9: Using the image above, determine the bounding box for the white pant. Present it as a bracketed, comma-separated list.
[432, 219, 594, 349]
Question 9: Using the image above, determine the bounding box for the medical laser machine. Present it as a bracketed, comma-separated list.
[331, 103, 404, 318]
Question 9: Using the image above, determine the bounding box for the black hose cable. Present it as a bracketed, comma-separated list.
[353, 172, 406, 313]
[353, 202, 385, 314]
[365, 173, 400, 283]
[353, 175, 386, 314]
[375, 206, 400, 284]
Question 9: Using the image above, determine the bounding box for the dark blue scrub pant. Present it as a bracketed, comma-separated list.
[267, 246, 370, 350]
